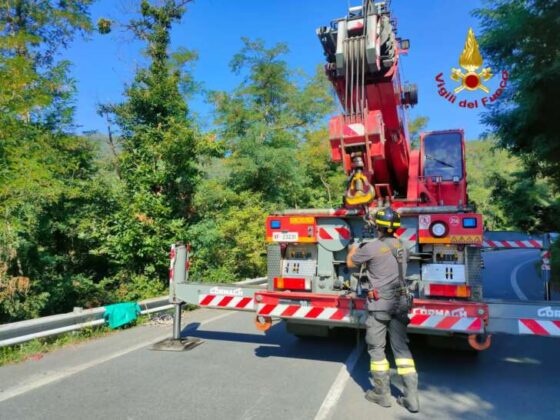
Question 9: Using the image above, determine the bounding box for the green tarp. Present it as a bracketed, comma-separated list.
[103, 302, 142, 329]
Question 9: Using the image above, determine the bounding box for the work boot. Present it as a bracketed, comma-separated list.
[397, 373, 420, 413]
[365, 372, 392, 408]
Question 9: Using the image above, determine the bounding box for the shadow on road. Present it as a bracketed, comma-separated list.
[181, 317, 560, 419]
[182, 320, 357, 363]
[337, 333, 560, 419]
[401, 334, 559, 419]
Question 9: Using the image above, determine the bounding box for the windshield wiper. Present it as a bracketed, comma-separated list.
[425, 154, 455, 168]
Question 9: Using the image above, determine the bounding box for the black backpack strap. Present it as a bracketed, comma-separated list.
[380, 237, 414, 314]
[380, 237, 406, 288]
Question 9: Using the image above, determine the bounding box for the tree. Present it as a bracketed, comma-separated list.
[296, 128, 346, 208]
[474, 0, 560, 192]
[465, 138, 521, 230]
[189, 40, 336, 282]
[0, 0, 93, 125]
[475, 0, 560, 286]
[465, 138, 559, 232]
[100, 0, 213, 299]
[489, 171, 560, 233]
[0, 0, 97, 321]
[211, 39, 334, 208]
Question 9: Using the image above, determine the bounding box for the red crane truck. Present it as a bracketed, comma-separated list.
[168, 1, 559, 352]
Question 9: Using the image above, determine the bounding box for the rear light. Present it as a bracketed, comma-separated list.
[425, 284, 471, 298]
[273, 277, 311, 291]
[430, 222, 448, 238]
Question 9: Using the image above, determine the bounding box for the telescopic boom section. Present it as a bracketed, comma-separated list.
[317, 1, 417, 207]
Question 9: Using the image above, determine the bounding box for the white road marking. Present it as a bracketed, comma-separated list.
[314, 340, 365, 420]
[0, 310, 235, 403]
[510, 256, 540, 301]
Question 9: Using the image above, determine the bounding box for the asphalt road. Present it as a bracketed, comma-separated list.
[1, 249, 558, 420]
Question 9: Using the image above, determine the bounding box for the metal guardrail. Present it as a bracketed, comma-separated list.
[233, 277, 267, 286]
[0, 278, 267, 348]
[0, 296, 171, 348]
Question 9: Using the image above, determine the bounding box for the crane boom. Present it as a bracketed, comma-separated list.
[317, 1, 417, 206]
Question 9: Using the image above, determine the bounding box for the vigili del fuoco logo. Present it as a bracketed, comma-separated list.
[435, 28, 508, 109]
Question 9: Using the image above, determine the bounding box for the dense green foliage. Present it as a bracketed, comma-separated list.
[1, 1, 558, 323]
[475, 0, 560, 188]
[0, 0, 100, 321]
[0, 1, 342, 322]
[466, 138, 559, 232]
[475, 0, 560, 282]
[465, 138, 521, 230]
[96, 0, 215, 301]
[188, 38, 342, 282]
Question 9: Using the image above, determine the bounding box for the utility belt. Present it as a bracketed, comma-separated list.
[367, 284, 407, 301]
[366, 283, 414, 317]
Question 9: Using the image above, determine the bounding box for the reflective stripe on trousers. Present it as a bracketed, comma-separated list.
[370, 358, 390, 372]
[395, 358, 416, 375]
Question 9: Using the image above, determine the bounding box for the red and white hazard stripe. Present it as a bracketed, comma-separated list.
[483, 239, 542, 249]
[518, 319, 560, 336]
[256, 303, 360, 323]
[343, 123, 365, 137]
[332, 208, 363, 216]
[169, 244, 176, 284]
[409, 314, 483, 333]
[318, 226, 351, 241]
[256, 301, 485, 333]
[395, 227, 417, 243]
[198, 294, 254, 311]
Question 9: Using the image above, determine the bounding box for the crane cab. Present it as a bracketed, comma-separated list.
[409, 130, 468, 207]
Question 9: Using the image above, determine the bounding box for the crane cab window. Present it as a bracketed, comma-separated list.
[422, 133, 463, 181]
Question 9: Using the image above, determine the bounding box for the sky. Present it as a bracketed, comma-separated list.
[65, 0, 497, 140]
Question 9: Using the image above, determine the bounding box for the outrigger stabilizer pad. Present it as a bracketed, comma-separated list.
[150, 337, 203, 352]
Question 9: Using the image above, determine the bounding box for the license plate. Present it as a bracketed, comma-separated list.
[272, 232, 299, 242]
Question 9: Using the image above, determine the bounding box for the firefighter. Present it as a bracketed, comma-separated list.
[346, 207, 419, 413]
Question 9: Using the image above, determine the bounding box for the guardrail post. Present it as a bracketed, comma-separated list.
[542, 233, 551, 301]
